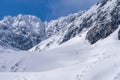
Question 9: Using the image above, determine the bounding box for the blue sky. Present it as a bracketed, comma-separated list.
[0, 0, 97, 21]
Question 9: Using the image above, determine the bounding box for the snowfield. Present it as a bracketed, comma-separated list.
[0, 0, 119, 79]
[0, 26, 120, 80]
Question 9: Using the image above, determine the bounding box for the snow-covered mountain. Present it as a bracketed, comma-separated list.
[0, 0, 119, 51]
[0, 25, 120, 80]
[0, 0, 120, 80]
[31, 0, 120, 52]
[0, 14, 46, 50]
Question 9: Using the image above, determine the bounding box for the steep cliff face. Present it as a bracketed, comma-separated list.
[31, 0, 120, 52]
[86, 0, 120, 44]
[47, 0, 120, 45]
[61, 0, 120, 44]
[0, 14, 46, 50]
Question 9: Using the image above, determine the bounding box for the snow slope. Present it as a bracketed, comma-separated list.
[0, 26, 120, 80]
[0, 0, 119, 80]
[31, 0, 119, 52]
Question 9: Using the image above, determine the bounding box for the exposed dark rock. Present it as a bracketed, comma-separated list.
[61, 0, 120, 44]
[86, 0, 119, 44]
[0, 15, 46, 50]
[118, 29, 120, 40]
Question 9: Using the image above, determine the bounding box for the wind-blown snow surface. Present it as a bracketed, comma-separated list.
[0, 27, 120, 80]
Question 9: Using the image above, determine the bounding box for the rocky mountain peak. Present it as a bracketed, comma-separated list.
[0, 14, 46, 50]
